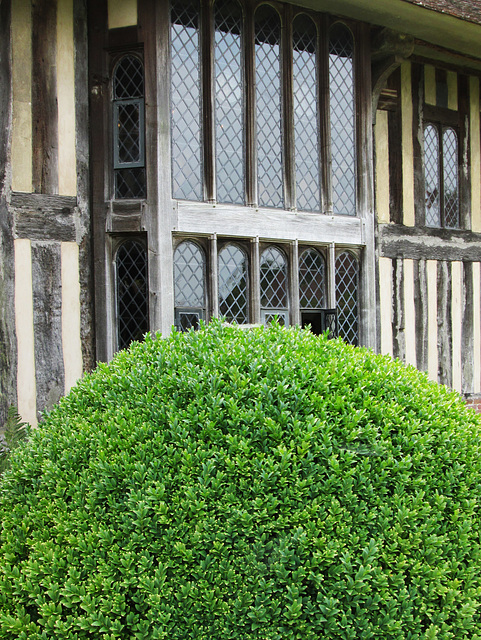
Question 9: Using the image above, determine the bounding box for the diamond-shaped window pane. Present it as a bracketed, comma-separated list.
[114, 56, 144, 99]
[215, 0, 244, 205]
[117, 103, 141, 164]
[174, 241, 205, 308]
[260, 246, 287, 309]
[116, 240, 148, 350]
[171, 0, 202, 201]
[115, 168, 146, 199]
[424, 124, 440, 227]
[256, 6, 283, 209]
[329, 24, 355, 216]
[218, 245, 248, 324]
[299, 249, 326, 309]
[336, 252, 359, 346]
[443, 127, 459, 228]
[293, 15, 320, 212]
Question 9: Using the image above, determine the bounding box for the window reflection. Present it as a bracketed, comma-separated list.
[443, 128, 459, 228]
[215, 0, 244, 205]
[218, 245, 248, 323]
[293, 15, 320, 212]
[424, 124, 440, 227]
[255, 6, 283, 209]
[171, 0, 202, 201]
[329, 24, 355, 215]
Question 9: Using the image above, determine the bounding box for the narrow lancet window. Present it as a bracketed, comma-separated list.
[424, 124, 440, 227]
[335, 251, 359, 345]
[255, 6, 283, 209]
[218, 245, 248, 323]
[443, 127, 459, 228]
[260, 246, 288, 325]
[174, 241, 206, 331]
[215, 0, 244, 205]
[113, 55, 146, 199]
[171, 0, 202, 201]
[329, 24, 355, 215]
[293, 15, 320, 212]
[116, 240, 149, 350]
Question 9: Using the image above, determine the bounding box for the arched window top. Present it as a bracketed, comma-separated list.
[218, 244, 248, 324]
[329, 22, 354, 57]
[116, 239, 148, 350]
[113, 55, 144, 100]
[174, 241, 206, 308]
[260, 246, 288, 309]
[299, 248, 326, 309]
[293, 13, 317, 53]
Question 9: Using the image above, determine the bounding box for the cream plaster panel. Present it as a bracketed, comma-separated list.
[403, 258, 416, 367]
[447, 71, 458, 111]
[61, 242, 83, 393]
[470, 77, 481, 232]
[451, 261, 463, 393]
[14, 239, 37, 427]
[426, 260, 438, 383]
[11, 0, 32, 193]
[375, 110, 390, 224]
[401, 63, 415, 227]
[379, 257, 393, 356]
[57, 0, 77, 196]
[424, 65, 436, 106]
[473, 262, 481, 393]
[108, 0, 137, 29]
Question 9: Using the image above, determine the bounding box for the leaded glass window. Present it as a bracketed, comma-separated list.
[113, 55, 146, 199]
[260, 246, 288, 325]
[424, 124, 440, 227]
[174, 241, 206, 330]
[218, 245, 248, 323]
[299, 249, 326, 309]
[424, 124, 459, 228]
[116, 240, 149, 350]
[336, 251, 359, 345]
[215, 0, 244, 205]
[293, 15, 320, 212]
[329, 24, 355, 216]
[171, 0, 202, 201]
[443, 128, 459, 228]
[255, 6, 283, 209]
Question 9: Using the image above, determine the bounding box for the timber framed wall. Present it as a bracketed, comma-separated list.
[0, 0, 15, 426]
[375, 59, 481, 395]
[3, 0, 93, 426]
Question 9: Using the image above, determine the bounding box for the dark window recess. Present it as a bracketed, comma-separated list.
[301, 309, 338, 338]
[113, 55, 146, 199]
[116, 240, 149, 350]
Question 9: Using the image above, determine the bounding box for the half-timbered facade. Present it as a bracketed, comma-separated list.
[2, 0, 481, 425]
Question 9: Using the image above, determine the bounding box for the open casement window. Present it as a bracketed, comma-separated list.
[423, 123, 459, 228]
[115, 239, 149, 350]
[335, 251, 359, 346]
[112, 55, 146, 199]
[170, 1, 357, 215]
[298, 248, 337, 337]
[174, 241, 206, 331]
[260, 246, 289, 326]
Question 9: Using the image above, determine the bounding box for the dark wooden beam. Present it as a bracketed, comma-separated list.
[32, 0, 58, 194]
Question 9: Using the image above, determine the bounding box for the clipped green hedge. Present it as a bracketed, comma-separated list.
[1, 321, 481, 639]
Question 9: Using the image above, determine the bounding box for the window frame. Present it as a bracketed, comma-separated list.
[422, 104, 461, 229]
[169, 0, 361, 216]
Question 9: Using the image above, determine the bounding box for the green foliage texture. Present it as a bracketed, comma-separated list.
[1, 321, 481, 639]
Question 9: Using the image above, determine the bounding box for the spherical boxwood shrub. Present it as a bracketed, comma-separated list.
[2, 322, 481, 639]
